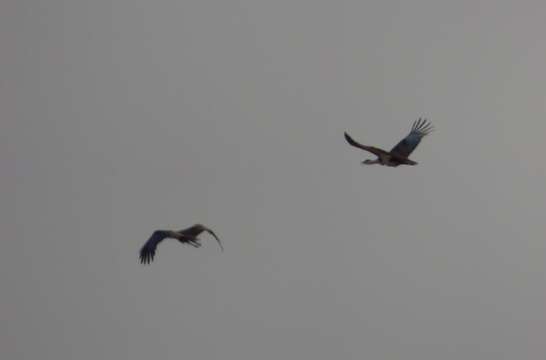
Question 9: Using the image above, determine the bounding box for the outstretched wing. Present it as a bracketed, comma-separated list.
[139, 230, 170, 264]
[390, 118, 433, 158]
[344, 132, 390, 158]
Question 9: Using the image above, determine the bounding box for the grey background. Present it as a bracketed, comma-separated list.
[4, 1, 546, 359]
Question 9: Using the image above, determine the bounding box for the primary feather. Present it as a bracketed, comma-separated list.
[139, 230, 170, 264]
[390, 118, 434, 158]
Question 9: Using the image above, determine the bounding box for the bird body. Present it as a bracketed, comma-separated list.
[139, 224, 223, 264]
[345, 118, 433, 167]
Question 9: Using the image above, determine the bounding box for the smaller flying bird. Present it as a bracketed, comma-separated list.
[344, 118, 433, 167]
[139, 224, 223, 264]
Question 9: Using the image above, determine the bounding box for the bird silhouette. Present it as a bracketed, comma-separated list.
[344, 118, 433, 167]
[139, 224, 223, 264]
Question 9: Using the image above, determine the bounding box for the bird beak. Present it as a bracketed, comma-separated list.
[206, 229, 224, 252]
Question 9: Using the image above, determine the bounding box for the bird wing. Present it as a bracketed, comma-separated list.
[389, 118, 433, 158]
[344, 132, 390, 157]
[139, 230, 170, 264]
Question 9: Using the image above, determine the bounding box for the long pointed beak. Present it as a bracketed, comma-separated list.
[206, 229, 224, 252]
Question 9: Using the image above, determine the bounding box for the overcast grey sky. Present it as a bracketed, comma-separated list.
[4, 0, 546, 359]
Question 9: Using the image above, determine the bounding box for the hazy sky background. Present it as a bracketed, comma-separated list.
[4, 1, 546, 359]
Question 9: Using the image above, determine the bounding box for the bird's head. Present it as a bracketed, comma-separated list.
[192, 224, 223, 252]
[194, 223, 207, 230]
[362, 159, 379, 165]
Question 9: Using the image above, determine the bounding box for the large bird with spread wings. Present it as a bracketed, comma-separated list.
[344, 118, 433, 167]
[139, 224, 223, 264]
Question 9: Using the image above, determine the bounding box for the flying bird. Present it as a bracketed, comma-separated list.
[139, 224, 223, 264]
[344, 118, 433, 167]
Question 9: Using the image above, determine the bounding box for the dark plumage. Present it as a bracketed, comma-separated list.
[344, 118, 433, 167]
[139, 224, 223, 264]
